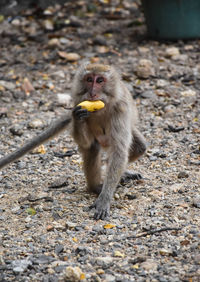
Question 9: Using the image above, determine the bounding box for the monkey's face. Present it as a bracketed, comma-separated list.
[83, 73, 107, 101]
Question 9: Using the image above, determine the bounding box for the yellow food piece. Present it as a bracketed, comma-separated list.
[77, 100, 105, 112]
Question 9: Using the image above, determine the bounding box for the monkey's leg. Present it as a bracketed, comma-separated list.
[129, 129, 146, 161]
[81, 140, 102, 195]
[120, 128, 146, 183]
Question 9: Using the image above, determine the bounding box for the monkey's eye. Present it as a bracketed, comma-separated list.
[86, 77, 93, 83]
[96, 77, 104, 84]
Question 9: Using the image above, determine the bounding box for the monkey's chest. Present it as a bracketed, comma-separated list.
[88, 123, 110, 148]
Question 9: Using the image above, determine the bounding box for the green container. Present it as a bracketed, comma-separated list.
[142, 0, 200, 39]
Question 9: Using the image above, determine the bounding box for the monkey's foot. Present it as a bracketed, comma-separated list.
[90, 195, 110, 220]
[120, 170, 142, 185]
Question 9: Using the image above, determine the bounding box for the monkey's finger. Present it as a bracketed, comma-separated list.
[73, 108, 90, 120]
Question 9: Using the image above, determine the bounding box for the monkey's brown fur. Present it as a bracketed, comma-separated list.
[71, 64, 146, 219]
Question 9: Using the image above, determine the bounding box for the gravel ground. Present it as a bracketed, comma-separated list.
[0, 1, 200, 281]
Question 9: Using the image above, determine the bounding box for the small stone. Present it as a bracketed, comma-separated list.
[51, 70, 65, 78]
[96, 256, 113, 268]
[178, 171, 189, 179]
[149, 156, 157, 161]
[0, 80, 15, 90]
[11, 259, 32, 273]
[193, 197, 200, 209]
[141, 259, 157, 272]
[165, 47, 180, 58]
[181, 89, 196, 97]
[140, 90, 157, 99]
[11, 19, 21, 26]
[163, 104, 176, 114]
[66, 221, 77, 229]
[55, 244, 64, 255]
[48, 268, 55, 274]
[113, 250, 124, 258]
[58, 51, 80, 61]
[96, 269, 104, 275]
[114, 193, 120, 200]
[184, 45, 194, 50]
[156, 79, 168, 88]
[10, 125, 23, 136]
[159, 248, 173, 256]
[48, 38, 61, 47]
[138, 46, 149, 54]
[29, 119, 44, 129]
[43, 19, 54, 30]
[21, 78, 35, 95]
[193, 254, 200, 264]
[46, 225, 54, 231]
[60, 37, 71, 45]
[57, 93, 72, 106]
[136, 59, 155, 79]
[64, 266, 84, 282]
[103, 274, 115, 282]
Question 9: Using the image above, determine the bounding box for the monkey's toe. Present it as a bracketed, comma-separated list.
[120, 171, 142, 185]
[90, 197, 110, 220]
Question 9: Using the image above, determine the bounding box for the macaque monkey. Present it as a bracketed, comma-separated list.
[0, 63, 146, 219]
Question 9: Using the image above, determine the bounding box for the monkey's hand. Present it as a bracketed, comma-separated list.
[90, 194, 111, 220]
[72, 106, 90, 121]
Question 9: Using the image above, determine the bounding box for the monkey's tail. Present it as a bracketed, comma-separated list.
[0, 113, 72, 169]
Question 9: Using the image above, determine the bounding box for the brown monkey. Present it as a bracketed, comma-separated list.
[0, 63, 146, 219]
[71, 63, 146, 219]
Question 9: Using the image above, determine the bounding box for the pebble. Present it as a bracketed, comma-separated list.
[140, 90, 157, 99]
[95, 256, 114, 268]
[159, 248, 173, 256]
[136, 59, 155, 79]
[177, 171, 189, 179]
[181, 89, 196, 97]
[193, 197, 200, 208]
[55, 244, 64, 254]
[64, 266, 84, 282]
[57, 93, 72, 106]
[0, 80, 16, 90]
[48, 38, 61, 47]
[43, 19, 54, 30]
[165, 47, 180, 58]
[51, 70, 65, 78]
[156, 79, 168, 88]
[28, 119, 44, 128]
[103, 274, 116, 282]
[113, 250, 124, 257]
[11, 259, 32, 273]
[163, 104, 176, 114]
[141, 259, 158, 272]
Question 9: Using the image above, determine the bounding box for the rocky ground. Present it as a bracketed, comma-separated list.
[0, 1, 199, 281]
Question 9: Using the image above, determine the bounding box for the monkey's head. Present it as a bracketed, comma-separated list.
[72, 63, 120, 105]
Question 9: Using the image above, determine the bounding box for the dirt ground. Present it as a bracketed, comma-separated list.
[0, 1, 199, 281]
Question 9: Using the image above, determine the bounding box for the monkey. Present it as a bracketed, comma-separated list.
[71, 63, 146, 219]
[0, 63, 146, 220]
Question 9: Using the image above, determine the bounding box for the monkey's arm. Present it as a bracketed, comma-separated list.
[72, 106, 94, 149]
[0, 112, 72, 169]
